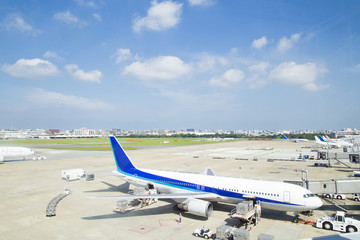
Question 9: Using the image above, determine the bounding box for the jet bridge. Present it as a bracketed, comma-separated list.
[284, 170, 360, 194]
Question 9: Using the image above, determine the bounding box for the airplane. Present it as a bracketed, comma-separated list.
[0, 146, 34, 162]
[282, 134, 309, 143]
[90, 136, 323, 221]
[316, 136, 353, 148]
[321, 135, 353, 147]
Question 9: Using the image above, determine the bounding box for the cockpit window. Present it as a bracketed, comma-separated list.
[303, 193, 315, 198]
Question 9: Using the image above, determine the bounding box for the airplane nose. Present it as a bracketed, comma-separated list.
[313, 196, 323, 209]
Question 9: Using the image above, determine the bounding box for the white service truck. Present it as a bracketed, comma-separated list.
[316, 211, 360, 233]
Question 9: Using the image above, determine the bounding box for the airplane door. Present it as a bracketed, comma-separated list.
[283, 191, 290, 203]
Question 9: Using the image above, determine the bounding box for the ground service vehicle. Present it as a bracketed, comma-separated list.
[353, 194, 360, 201]
[323, 193, 346, 200]
[193, 227, 214, 239]
[316, 211, 360, 233]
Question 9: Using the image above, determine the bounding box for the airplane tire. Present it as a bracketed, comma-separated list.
[323, 222, 333, 230]
[347, 226, 357, 233]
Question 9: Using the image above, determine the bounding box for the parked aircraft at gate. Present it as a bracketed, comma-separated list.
[91, 136, 322, 219]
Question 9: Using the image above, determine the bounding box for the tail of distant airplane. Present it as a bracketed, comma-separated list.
[282, 134, 288, 140]
[315, 136, 324, 144]
[109, 136, 137, 173]
[318, 136, 327, 142]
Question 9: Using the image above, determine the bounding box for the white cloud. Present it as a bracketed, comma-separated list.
[188, 0, 214, 6]
[269, 61, 328, 91]
[1, 14, 40, 35]
[133, 0, 183, 33]
[113, 48, 132, 63]
[54, 11, 87, 28]
[123, 56, 192, 82]
[1, 58, 59, 79]
[209, 69, 245, 87]
[248, 62, 271, 74]
[277, 33, 302, 52]
[92, 13, 102, 22]
[196, 53, 229, 72]
[29, 88, 113, 111]
[251, 36, 267, 49]
[43, 51, 64, 60]
[65, 64, 102, 83]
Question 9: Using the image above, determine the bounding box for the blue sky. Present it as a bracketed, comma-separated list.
[1, 0, 359, 130]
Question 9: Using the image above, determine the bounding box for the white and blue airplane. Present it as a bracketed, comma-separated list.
[0, 146, 34, 162]
[282, 134, 309, 143]
[92, 136, 322, 220]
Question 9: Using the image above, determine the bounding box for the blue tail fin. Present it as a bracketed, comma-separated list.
[109, 136, 137, 172]
[282, 134, 288, 140]
[318, 136, 326, 142]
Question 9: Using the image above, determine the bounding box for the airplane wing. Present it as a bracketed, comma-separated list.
[88, 192, 219, 200]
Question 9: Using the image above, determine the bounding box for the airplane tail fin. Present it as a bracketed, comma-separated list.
[315, 136, 322, 144]
[318, 136, 326, 142]
[109, 136, 137, 173]
[282, 134, 288, 140]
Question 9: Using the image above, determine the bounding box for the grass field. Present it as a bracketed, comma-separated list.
[0, 137, 238, 151]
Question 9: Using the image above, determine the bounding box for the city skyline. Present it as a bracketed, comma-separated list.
[1, 1, 360, 130]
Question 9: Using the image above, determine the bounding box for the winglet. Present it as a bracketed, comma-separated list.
[109, 136, 137, 173]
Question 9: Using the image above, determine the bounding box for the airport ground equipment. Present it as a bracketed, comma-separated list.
[193, 227, 214, 239]
[322, 193, 347, 200]
[215, 225, 249, 240]
[352, 194, 360, 201]
[61, 168, 86, 181]
[33, 155, 46, 160]
[46, 188, 72, 217]
[86, 173, 95, 181]
[230, 200, 261, 226]
[316, 211, 360, 233]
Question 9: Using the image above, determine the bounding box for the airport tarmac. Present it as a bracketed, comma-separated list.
[1, 139, 359, 240]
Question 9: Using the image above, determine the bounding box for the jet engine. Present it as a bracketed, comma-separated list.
[178, 199, 213, 217]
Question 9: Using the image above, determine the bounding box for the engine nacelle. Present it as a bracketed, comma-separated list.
[178, 199, 213, 217]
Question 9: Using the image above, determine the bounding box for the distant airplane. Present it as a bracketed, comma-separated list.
[90, 136, 322, 221]
[316, 136, 353, 148]
[282, 134, 309, 143]
[322, 135, 353, 147]
[0, 146, 34, 162]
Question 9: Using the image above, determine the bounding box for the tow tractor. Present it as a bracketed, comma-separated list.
[193, 227, 214, 239]
[316, 211, 360, 233]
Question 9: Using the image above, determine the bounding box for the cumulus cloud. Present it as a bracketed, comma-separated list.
[65, 64, 102, 83]
[123, 56, 192, 82]
[133, 0, 183, 33]
[188, 0, 214, 6]
[277, 33, 302, 52]
[209, 69, 245, 87]
[54, 10, 87, 28]
[1, 58, 59, 79]
[29, 88, 113, 111]
[251, 36, 267, 49]
[113, 48, 132, 63]
[269, 61, 328, 91]
[1, 14, 40, 35]
[43, 51, 64, 60]
[196, 53, 229, 72]
[248, 62, 271, 74]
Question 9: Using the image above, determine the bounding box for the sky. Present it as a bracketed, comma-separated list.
[0, 0, 360, 131]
